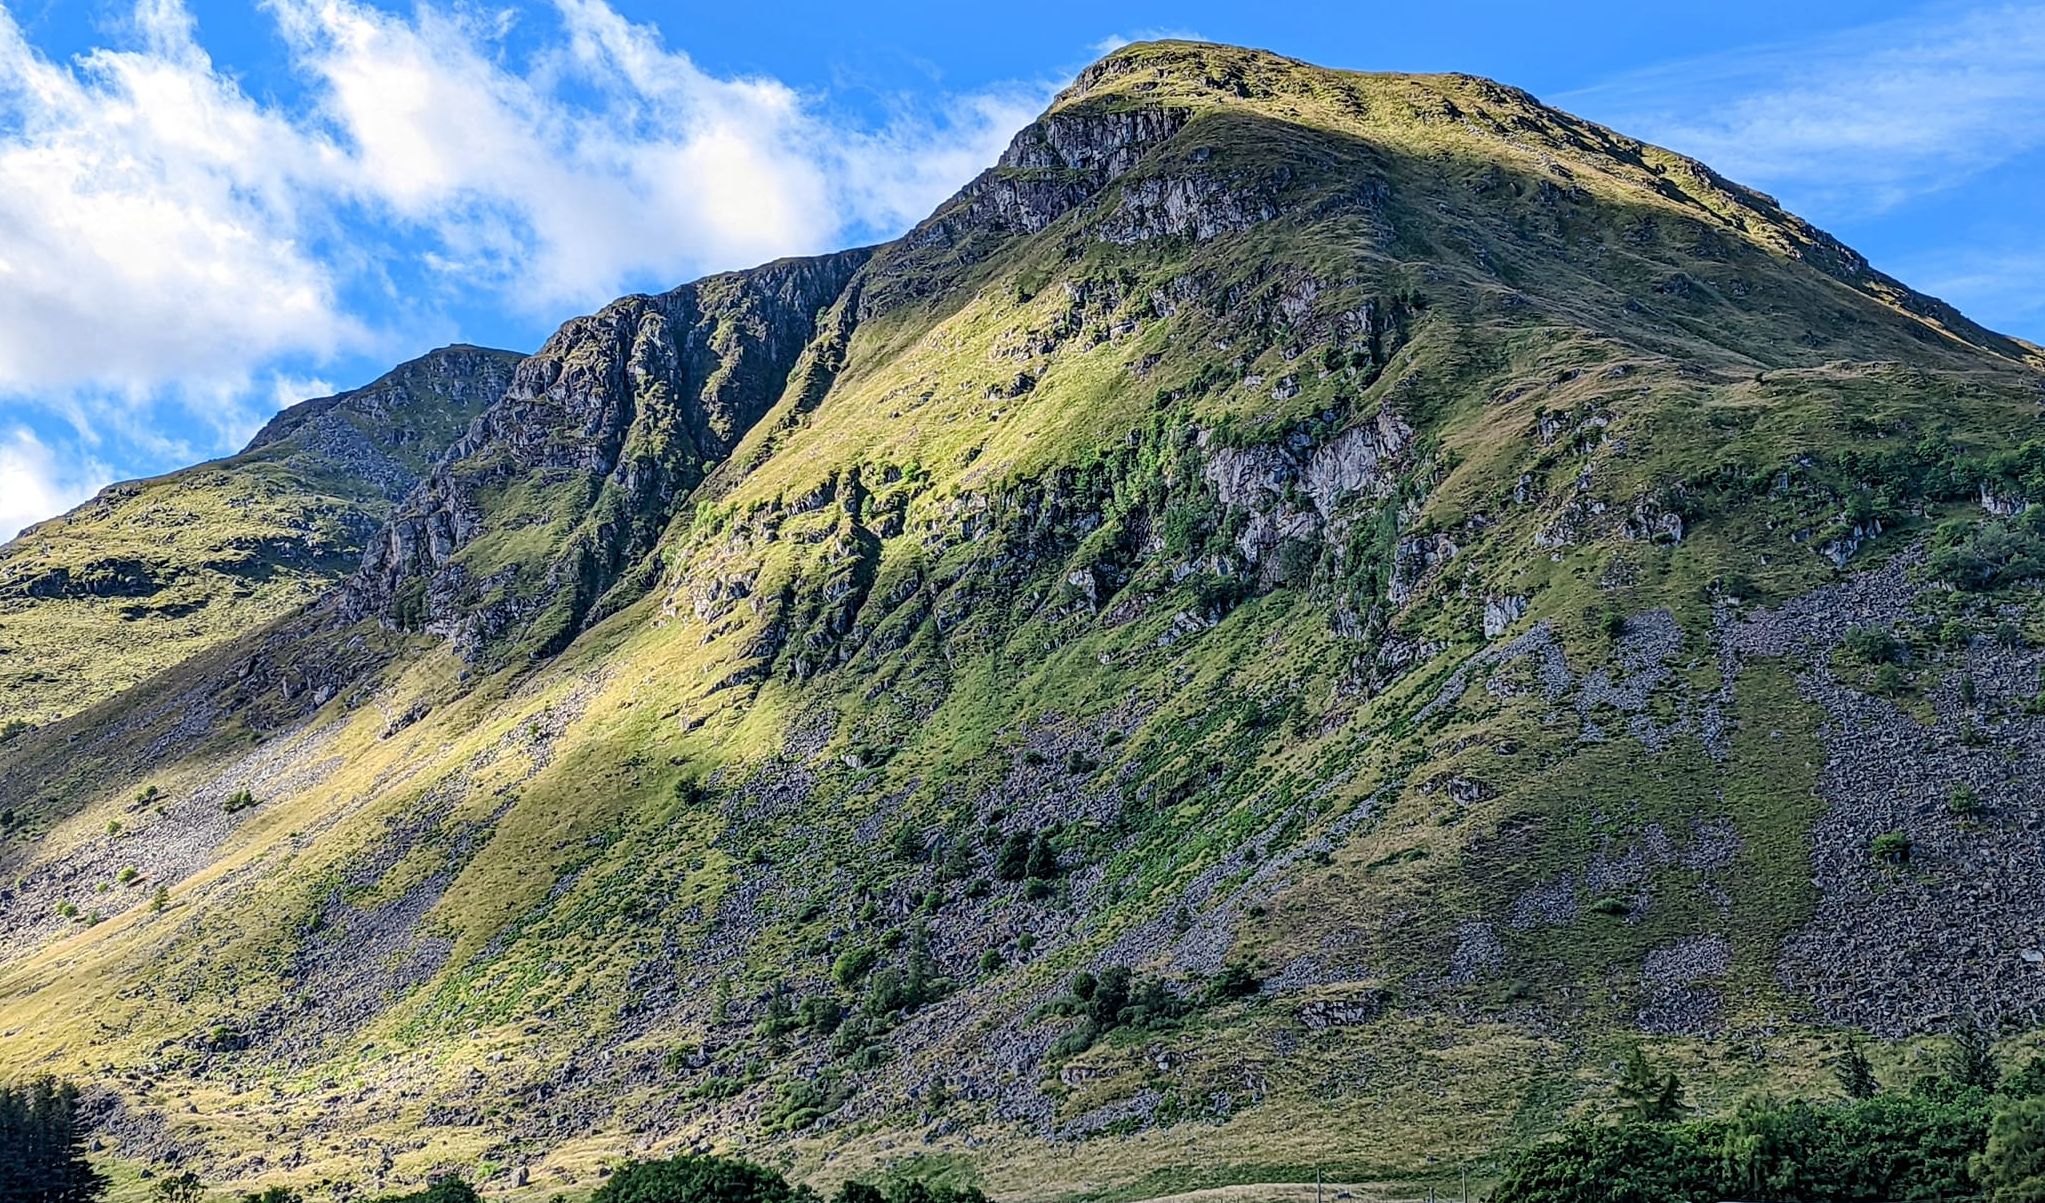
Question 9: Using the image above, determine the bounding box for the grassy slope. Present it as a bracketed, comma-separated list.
[3, 40, 2045, 1202]
[0, 347, 520, 728]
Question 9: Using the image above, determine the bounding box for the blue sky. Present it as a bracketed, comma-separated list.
[1, 0, 2041, 539]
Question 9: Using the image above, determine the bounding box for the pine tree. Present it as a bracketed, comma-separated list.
[1024, 832, 1057, 879]
[0, 1077, 108, 1203]
[1833, 1039, 1879, 1099]
[1612, 1046, 1687, 1124]
[1952, 1027, 2003, 1091]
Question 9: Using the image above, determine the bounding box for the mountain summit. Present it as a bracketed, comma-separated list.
[3, 40, 2044, 1199]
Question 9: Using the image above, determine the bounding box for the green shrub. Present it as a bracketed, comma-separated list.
[153, 1171, 203, 1203]
[1494, 1092, 1990, 1203]
[798, 996, 841, 1035]
[591, 1155, 812, 1203]
[832, 946, 879, 987]
[1929, 508, 2045, 591]
[1208, 962, 1262, 1001]
[1844, 627, 1901, 664]
[1026, 832, 1057, 878]
[368, 1179, 481, 1203]
[755, 994, 797, 1040]
[222, 789, 257, 814]
[1974, 1097, 2045, 1202]
[1872, 831, 1913, 865]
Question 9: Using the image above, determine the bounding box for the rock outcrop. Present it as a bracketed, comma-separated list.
[351, 251, 870, 657]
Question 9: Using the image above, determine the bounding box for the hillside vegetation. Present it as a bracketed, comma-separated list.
[3, 40, 2045, 1203]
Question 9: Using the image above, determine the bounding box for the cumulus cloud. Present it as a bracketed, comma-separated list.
[0, 0, 1054, 535]
[1561, 3, 2045, 214]
[0, 427, 111, 542]
[0, 1, 357, 396]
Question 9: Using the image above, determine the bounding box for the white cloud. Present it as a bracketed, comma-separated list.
[1561, 3, 2045, 214]
[0, 427, 111, 543]
[0, 0, 1056, 536]
[262, 0, 1046, 311]
[0, 2, 359, 396]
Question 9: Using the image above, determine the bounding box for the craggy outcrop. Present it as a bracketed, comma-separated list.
[350, 250, 871, 657]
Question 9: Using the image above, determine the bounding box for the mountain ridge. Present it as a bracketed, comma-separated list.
[0, 344, 520, 729]
[2, 38, 2044, 1202]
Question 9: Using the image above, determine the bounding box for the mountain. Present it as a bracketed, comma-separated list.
[0, 346, 520, 729]
[4, 40, 2045, 1201]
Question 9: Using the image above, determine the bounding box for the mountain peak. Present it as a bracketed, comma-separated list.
[6, 40, 2045, 1201]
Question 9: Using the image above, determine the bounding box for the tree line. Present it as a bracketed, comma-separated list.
[0, 1076, 987, 1203]
[1494, 1040, 2045, 1203]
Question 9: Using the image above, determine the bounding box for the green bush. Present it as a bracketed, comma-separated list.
[832, 946, 879, 987]
[1844, 627, 1901, 664]
[1974, 1097, 2045, 1202]
[994, 832, 1031, 881]
[1208, 962, 1262, 1001]
[1929, 508, 2045, 591]
[222, 789, 257, 814]
[1494, 1092, 1991, 1203]
[368, 1179, 481, 1203]
[1872, 663, 1911, 696]
[1872, 830, 1913, 865]
[153, 1171, 203, 1203]
[592, 1156, 814, 1203]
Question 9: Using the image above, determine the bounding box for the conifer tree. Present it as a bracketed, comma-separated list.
[0, 1077, 108, 1203]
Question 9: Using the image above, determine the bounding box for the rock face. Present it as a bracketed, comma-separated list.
[350, 251, 870, 657]
[240, 345, 522, 500]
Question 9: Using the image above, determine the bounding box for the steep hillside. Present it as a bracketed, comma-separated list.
[0, 346, 520, 729]
[4, 40, 2045, 1203]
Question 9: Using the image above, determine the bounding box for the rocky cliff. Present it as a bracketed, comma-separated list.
[351, 251, 871, 658]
